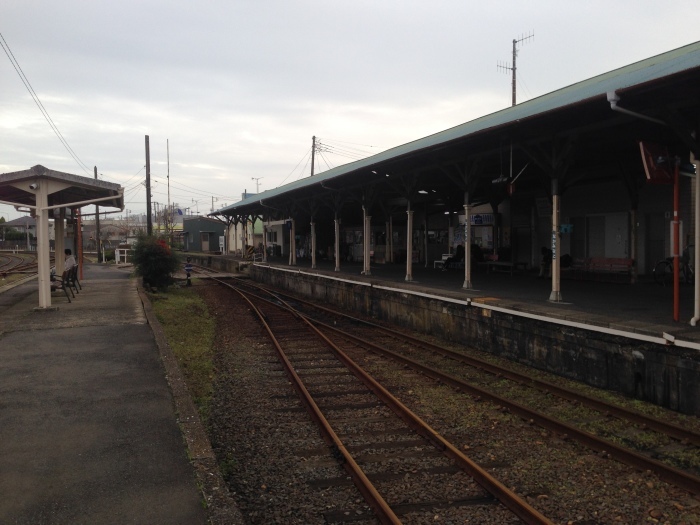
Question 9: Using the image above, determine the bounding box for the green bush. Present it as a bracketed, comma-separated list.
[132, 235, 180, 289]
[5, 231, 32, 241]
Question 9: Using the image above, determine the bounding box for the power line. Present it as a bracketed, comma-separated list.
[318, 151, 334, 171]
[321, 138, 379, 149]
[279, 147, 312, 187]
[0, 32, 92, 175]
[158, 177, 238, 201]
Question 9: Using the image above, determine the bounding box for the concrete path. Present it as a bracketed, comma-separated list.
[0, 264, 208, 525]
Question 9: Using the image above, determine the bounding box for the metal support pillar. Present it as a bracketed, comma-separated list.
[464, 200, 473, 289]
[405, 207, 413, 282]
[549, 179, 562, 302]
[311, 220, 317, 269]
[334, 216, 341, 272]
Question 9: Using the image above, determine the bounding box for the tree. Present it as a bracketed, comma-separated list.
[132, 234, 180, 289]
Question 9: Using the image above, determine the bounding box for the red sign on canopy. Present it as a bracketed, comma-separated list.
[639, 141, 673, 185]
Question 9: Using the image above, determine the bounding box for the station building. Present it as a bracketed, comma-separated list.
[213, 41, 700, 303]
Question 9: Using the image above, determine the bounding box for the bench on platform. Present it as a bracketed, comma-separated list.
[435, 254, 465, 270]
[433, 253, 451, 269]
[483, 260, 528, 276]
[68, 265, 81, 295]
[51, 269, 73, 303]
[562, 257, 634, 282]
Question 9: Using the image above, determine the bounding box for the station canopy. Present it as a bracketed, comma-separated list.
[213, 40, 700, 223]
[0, 165, 123, 213]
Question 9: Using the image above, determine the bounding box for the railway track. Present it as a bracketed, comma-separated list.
[219, 276, 700, 494]
[0, 253, 46, 284]
[214, 275, 554, 524]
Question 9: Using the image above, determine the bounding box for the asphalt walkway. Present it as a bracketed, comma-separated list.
[0, 264, 209, 525]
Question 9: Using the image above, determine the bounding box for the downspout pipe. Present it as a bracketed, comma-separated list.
[607, 91, 666, 126]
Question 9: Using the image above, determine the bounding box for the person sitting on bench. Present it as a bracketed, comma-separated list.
[539, 246, 552, 278]
[442, 244, 465, 271]
[64, 249, 76, 271]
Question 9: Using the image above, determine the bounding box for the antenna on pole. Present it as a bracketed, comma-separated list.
[251, 177, 263, 193]
[497, 32, 534, 106]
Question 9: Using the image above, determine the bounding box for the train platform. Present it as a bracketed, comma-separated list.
[252, 256, 700, 347]
[0, 264, 211, 525]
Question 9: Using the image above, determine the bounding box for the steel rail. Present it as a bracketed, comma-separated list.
[216, 277, 554, 525]
[244, 281, 700, 447]
[217, 279, 402, 525]
[314, 320, 700, 496]
[359, 320, 700, 447]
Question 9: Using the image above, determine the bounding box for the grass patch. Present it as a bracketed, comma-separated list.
[150, 285, 215, 422]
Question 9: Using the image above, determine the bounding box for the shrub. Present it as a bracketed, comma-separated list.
[132, 235, 180, 289]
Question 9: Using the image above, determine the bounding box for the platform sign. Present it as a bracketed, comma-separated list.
[639, 141, 673, 185]
[469, 213, 494, 225]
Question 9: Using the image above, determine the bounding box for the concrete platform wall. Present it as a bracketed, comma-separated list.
[249, 265, 700, 416]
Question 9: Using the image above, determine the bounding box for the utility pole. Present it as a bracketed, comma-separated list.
[145, 135, 153, 235]
[251, 177, 263, 193]
[498, 32, 534, 106]
[94, 166, 101, 260]
[311, 135, 316, 176]
[167, 139, 171, 241]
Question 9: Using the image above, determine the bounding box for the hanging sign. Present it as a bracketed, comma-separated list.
[639, 141, 673, 185]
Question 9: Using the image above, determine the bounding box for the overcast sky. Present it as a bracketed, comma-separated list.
[1, 0, 698, 222]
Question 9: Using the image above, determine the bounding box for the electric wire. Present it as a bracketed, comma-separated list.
[278, 147, 312, 186]
[318, 150, 334, 171]
[158, 177, 238, 201]
[0, 32, 92, 176]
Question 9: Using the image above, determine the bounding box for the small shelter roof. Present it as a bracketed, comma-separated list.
[0, 165, 123, 212]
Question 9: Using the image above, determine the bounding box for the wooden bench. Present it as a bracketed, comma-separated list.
[562, 257, 633, 282]
[484, 260, 528, 276]
[435, 254, 466, 270]
[51, 269, 73, 303]
[433, 253, 451, 269]
[586, 257, 634, 282]
[68, 265, 81, 295]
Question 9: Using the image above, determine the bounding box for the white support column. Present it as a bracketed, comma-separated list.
[464, 201, 472, 289]
[291, 219, 297, 266]
[549, 182, 562, 302]
[364, 214, 371, 276]
[35, 183, 52, 308]
[630, 209, 637, 284]
[385, 220, 390, 265]
[334, 216, 341, 272]
[405, 207, 413, 282]
[311, 219, 317, 269]
[423, 215, 428, 268]
[262, 222, 268, 263]
[389, 216, 393, 263]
